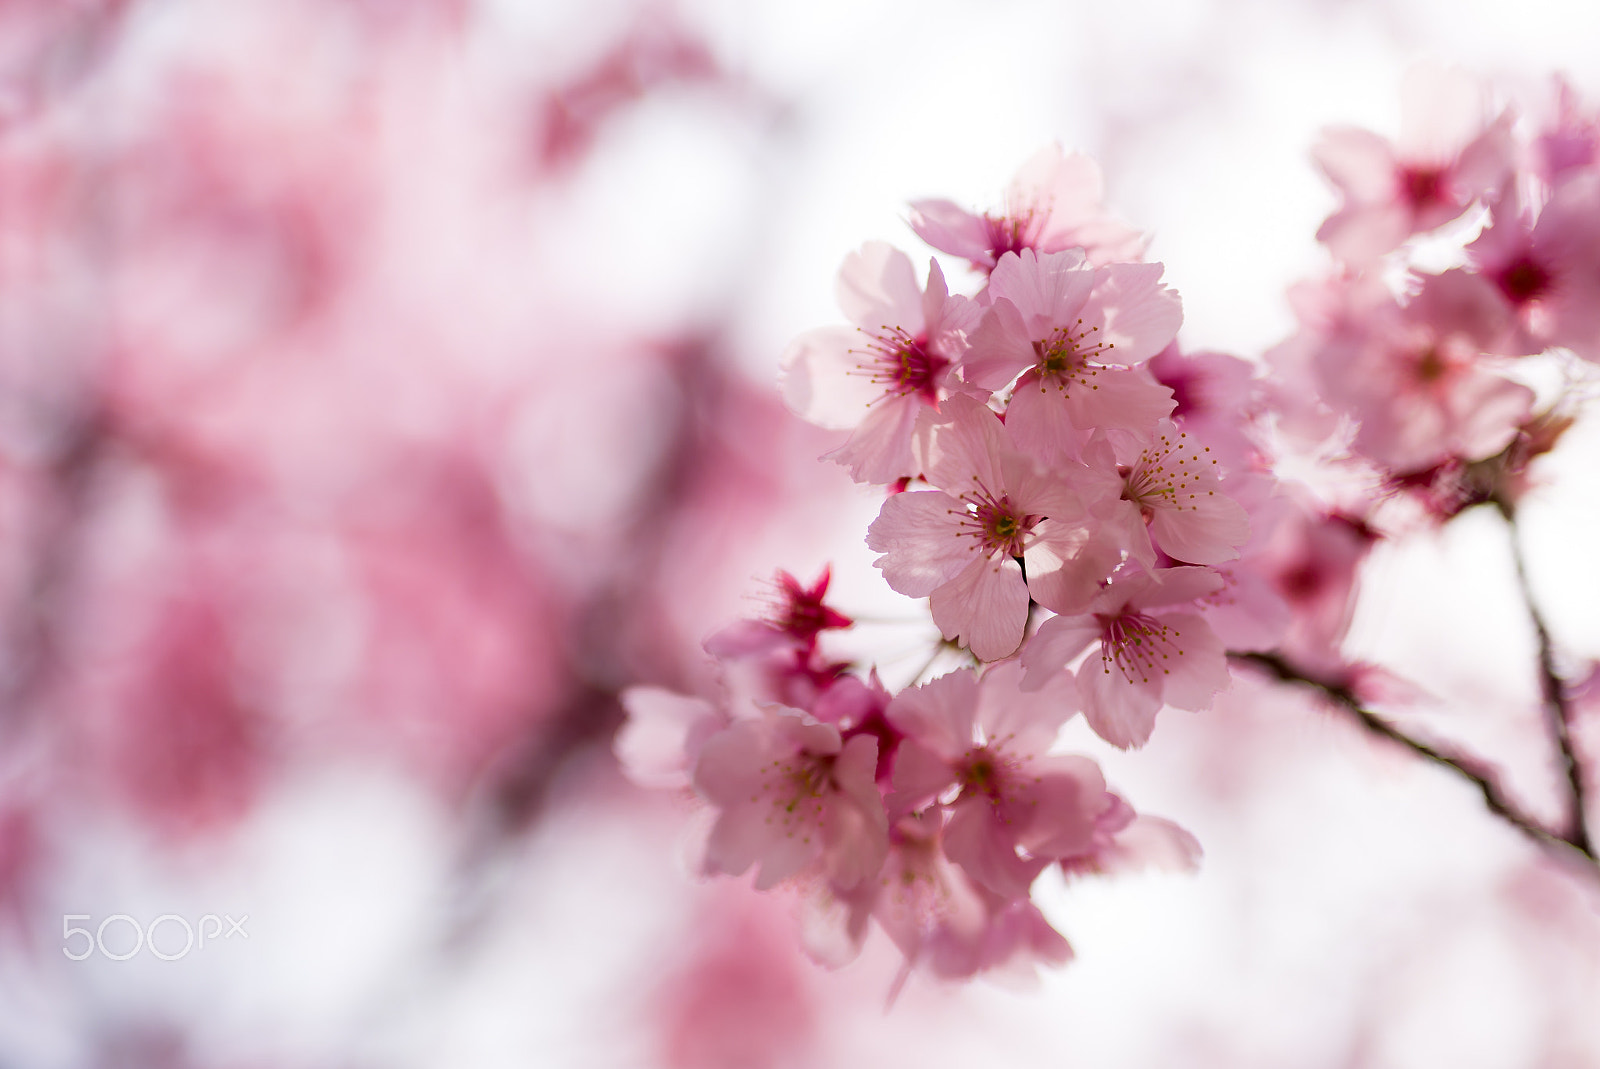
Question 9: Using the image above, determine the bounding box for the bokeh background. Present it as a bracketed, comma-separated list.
[2, 1, 1599, 1066]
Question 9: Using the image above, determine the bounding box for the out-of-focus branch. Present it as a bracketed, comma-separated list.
[1229, 650, 1600, 872]
[1498, 504, 1596, 859]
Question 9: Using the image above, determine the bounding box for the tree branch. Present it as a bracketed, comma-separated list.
[1500, 505, 1595, 858]
[1229, 650, 1599, 871]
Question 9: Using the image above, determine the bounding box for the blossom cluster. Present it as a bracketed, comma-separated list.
[1271, 65, 1600, 519]
[618, 68, 1600, 986]
[621, 147, 1270, 981]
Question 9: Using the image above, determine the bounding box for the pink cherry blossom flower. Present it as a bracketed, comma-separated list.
[1467, 174, 1600, 363]
[1313, 64, 1514, 264]
[1148, 343, 1267, 473]
[964, 249, 1180, 453]
[780, 242, 981, 484]
[886, 663, 1113, 899]
[811, 806, 1076, 983]
[693, 709, 887, 891]
[1084, 420, 1250, 566]
[1308, 272, 1533, 471]
[921, 889, 1073, 984]
[1188, 476, 1293, 653]
[1022, 566, 1231, 749]
[1057, 794, 1203, 879]
[703, 566, 853, 709]
[866, 394, 1116, 660]
[1531, 76, 1600, 186]
[1259, 506, 1378, 673]
[908, 144, 1146, 273]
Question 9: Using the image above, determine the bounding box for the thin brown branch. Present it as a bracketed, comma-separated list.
[1500, 506, 1595, 858]
[1229, 650, 1599, 871]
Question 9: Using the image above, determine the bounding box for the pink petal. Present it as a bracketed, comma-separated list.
[1317, 200, 1413, 265]
[836, 241, 924, 330]
[1135, 565, 1227, 609]
[930, 556, 1029, 662]
[867, 490, 979, 597]
[1020, 613, 1100, 690]
[886, 738, 959, 816]
[887, 668, 981, 758]
[1007, 755, 1107, 858]
[962, 298, 1037, 391]
[974, 659, 1078, 753]
[986, 248, 1094, 335]
[616, 686, 720, 789]
[1312, 125, 1399, 201]
[1152, 611, 1231, 712]
[1198, 563, 1291, 652]
[691, 720, 769, 804]
[943, 797, 1044, 899]
[1060, 365, 1176, 432]
[1069, 814, 1202, 877]
[1003, 373, 1091, 460]
[907, 198, 993, 264]
[1148, 487, 1250, 565]
[824, 393, 922, 484]
[1077, 658, 1164, 749]
[918, 392, 1008, 492]
[1023, 518, 1122, 615]
[779, 325, 886, 429]
[1081, 261, 1184, 365]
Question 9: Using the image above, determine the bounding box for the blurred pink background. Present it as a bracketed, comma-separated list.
[2, 1, 1598, 1066]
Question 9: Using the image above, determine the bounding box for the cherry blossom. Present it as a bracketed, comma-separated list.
[964, 248, 1180, 455]
[1305, 271, 1535, 471]
[886, 663, 1113, 898]
[865, 393, 1115, 660]
[781, 243, 981, 483]
[908, 144, 1146, 273]
[1531, 76, 1599, 186]
[703, 566, 853, 708]
[1022, 566, 1231, 749]
[1085, 420, 1250, 567]
[1467, 174, 1600, 363]
[1313, 64, 1515, 264]
[693, 709, 887, 891]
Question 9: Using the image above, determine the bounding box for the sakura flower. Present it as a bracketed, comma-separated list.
[1148, 343, 1266, 473]
[1467, 174, 1600, 363]
[811, 805, 1076, 983]
[1187, 476, 1292, 653]
[703, 566, 853, 708]
[1308, 272, 1533, 470]
[693, 709, 887, 891]
[1313, 64, 1514, 264]
[922, 889, 1073, 984]
[1022, 566, 1231, 749]
[1085, 420, 1250, 566]
[1057, 795, 1203, 879]
[1258, 507, 1378, 673]
[964, 249, 1179, 456]
[705, 567, 852, 656]
[886, 663, 1114, 899]
[865, 394, 1116, 660]
[780, 242, 980, 483]
[807, 809, 986, 971]
[1531, 76, 1600, 186]
[908, 144, 1146, 272]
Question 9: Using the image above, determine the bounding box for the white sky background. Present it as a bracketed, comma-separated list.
[8, 1, 1600, 1067]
